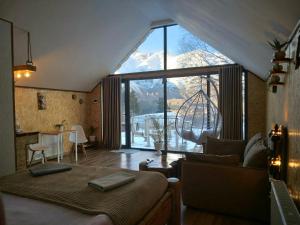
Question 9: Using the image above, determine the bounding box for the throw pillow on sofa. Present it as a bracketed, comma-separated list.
[185, 152, 240, 166]
[205, 136, 245, 160]
[243, 139, 268, 168]
[243, 133, 263, 159]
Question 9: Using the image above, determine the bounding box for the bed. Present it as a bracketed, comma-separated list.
[0, 165, 180, 225]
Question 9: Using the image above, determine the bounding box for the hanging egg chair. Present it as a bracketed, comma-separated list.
[175, 76, 222, 145]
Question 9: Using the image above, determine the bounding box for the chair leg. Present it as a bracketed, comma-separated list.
[82, 144, 87, 158]
[42, 150, 47, 164]
[29, 151, 35, 167]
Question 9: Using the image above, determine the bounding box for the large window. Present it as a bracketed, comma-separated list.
[118, 24, 243, 153]
[115, 25, 233, 74]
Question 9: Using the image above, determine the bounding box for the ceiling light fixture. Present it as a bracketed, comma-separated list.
[13, 31, 36, 79]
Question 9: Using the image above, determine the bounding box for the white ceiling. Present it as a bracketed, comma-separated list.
[0, 0, 299, 91]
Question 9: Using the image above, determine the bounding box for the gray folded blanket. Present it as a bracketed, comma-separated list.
[88, 172, 136, 192]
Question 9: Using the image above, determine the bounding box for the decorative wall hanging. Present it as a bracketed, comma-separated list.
[72, 94, 77, 100]
[79, 98, 84, 104]
[37, 92, 46, 110]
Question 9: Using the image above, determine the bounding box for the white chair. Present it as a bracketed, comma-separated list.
[27, 143, 49, 167]
[69, 125, 88, 158]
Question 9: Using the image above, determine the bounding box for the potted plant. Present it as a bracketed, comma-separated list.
[89, 126, 96, 142]
[268, 38, 287, 60]
[149, 117, 164, 155]
[272, 63, 283, 73]
[54, 120, 66, 132]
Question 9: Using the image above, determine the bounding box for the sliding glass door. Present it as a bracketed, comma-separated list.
[122, 74, 223, 153]
[123, 79, 164, 150]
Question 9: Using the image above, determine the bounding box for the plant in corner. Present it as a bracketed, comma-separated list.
[268, 38, 287, 60]
[89, 126, 97, 142]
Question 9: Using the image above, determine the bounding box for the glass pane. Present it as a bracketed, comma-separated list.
[130, 79, 164, 149]
[121, 83, 126, 146]
[115, 28, 164, 74]
[167, 25, 233, 69]
[167, 75, 219, 152]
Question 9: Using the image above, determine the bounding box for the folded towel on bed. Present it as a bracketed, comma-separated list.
[88, 172, 136, 192]
[29, 163, 72, 177]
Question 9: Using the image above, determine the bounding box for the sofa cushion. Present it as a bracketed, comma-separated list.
[205, 136, 245, 160]
[244, 133, 263, 159]
[243, 139, 268, 168]
[185, 153, 240, 166]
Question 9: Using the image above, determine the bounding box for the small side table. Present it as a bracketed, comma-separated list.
[139, 159, 177, 178]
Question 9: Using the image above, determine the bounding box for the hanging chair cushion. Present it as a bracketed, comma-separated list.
[205, 136, 245, 161]
[185, 153, 240, 166]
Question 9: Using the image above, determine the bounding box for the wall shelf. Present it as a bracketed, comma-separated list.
[269, 82, 284, 86]
[269, 71, 287, 75]
[271, 58, 292, 64]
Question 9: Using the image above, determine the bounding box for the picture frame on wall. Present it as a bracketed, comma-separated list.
[37, 92, 46, 110]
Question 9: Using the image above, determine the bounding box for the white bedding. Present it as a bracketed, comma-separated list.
[2, 193, 113, 225]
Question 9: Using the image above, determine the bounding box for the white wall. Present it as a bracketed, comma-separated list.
[0, 19, 16, 176]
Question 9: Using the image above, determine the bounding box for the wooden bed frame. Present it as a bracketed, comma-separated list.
[0, 177, 181, 225]
[137, 178, 181, 225]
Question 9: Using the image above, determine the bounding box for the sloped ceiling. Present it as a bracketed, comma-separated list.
[0, 0, 299, 91]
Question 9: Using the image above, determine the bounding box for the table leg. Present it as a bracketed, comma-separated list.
[57, 135, 60, 163]
[60, 134, 64, 160]
[75, 131, 78, 163]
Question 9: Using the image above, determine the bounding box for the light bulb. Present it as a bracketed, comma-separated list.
[16, 73, 22, 79]
[25, 72, 31, 78]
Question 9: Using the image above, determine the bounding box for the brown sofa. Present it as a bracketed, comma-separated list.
[181, 134, 270, 222]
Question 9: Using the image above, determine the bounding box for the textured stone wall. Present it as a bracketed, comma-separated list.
[15, 87, 92, 152]
[247, 72, 267, 139]
[266, 26, 300, 206]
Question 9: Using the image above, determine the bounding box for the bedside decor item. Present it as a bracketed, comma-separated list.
[14, 31, 36, 79]
[268, 38, 287, 60]
[268, 124, 288, 181]
[37, 92, 46, 110]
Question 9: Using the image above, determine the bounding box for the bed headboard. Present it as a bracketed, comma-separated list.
[271, 179, 300, 225]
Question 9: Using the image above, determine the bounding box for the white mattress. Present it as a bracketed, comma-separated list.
[2, 193, 113, 225]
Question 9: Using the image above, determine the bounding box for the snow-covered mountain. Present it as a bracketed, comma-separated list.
[115, 49, 233, 74]
[118, 49, 229, 114]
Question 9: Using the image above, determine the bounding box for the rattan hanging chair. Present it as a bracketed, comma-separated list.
[175, 76, 222, 145]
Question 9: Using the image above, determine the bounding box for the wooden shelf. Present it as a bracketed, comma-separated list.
[271, 58, 292, 64]
[269, 82, 284, 86]
[269, 71, 287, 75]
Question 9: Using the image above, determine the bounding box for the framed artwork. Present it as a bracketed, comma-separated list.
[37, 92, 46, 110]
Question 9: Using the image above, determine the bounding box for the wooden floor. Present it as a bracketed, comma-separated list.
[63, 149, 267, 225]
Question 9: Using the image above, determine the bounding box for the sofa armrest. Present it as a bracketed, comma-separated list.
[182, 161, 269, 221]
